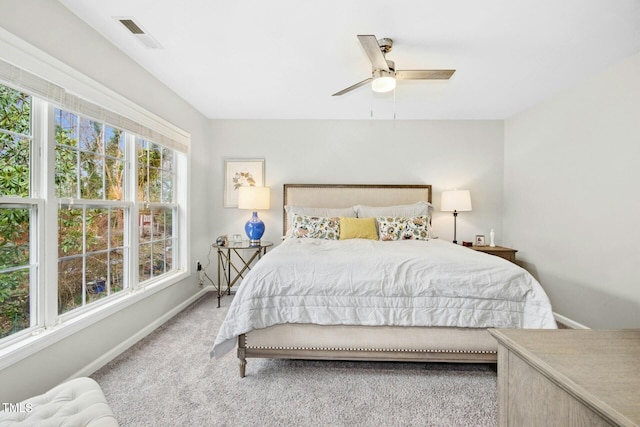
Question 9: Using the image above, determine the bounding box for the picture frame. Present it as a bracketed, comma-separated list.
[475, 235, 486, 246]
[223, 159, 265, 207]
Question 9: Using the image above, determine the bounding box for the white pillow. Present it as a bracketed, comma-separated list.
[354, 201, 433, 219]
[284, 205, 356, 236]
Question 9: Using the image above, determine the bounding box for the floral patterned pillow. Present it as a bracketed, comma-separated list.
[401, 215, 430, 240]
[376, 217, 405, 241]
[376, 215, 430, 241]
[291, 214, 340, 240]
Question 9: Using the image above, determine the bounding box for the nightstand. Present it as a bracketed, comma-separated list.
[213, 241, 273, 307]
[470, 245, 517, 263]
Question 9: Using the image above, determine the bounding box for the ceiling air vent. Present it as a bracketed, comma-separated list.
[119, 19, 144, 34]
[115, 17, 162, 49]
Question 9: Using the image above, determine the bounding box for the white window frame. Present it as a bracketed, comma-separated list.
[0, 92, 42, 343]
[0, 28, 191, 370]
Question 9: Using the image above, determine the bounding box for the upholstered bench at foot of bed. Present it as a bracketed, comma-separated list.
[0, 377, 118, 426]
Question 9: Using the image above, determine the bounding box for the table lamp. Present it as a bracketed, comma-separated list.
[238, 186, 270, 244]
[441, 190, 472, 244]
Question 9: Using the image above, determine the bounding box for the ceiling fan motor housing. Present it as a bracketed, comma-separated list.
[372, 68, 395, 80]
[378, 38, 393, 54]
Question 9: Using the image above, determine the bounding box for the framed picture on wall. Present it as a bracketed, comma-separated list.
[223, 158, 265, 207]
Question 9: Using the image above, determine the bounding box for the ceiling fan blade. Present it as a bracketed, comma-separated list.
[396, 69, 456, 80]
[332, 78, 372, 96]
[357, 35, 389, 72]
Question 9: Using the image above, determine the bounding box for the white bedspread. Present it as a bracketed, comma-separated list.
[211, 238, 556, 357]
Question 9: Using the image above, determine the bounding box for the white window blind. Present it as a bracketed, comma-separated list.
[0, 57, 189, 153]
[0, 58, 65, 104]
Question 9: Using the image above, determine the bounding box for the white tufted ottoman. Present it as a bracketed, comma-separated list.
[0, 377, 118, 426]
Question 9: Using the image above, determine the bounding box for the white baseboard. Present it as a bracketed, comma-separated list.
[67, 288, 212, 381]
[553, 312, 589, 329]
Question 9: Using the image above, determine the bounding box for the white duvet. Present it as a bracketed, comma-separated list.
[211, 238, 556, 357]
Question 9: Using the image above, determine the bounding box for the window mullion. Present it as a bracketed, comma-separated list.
[30, 99, 43, 330]
[127, 133, 139, 292]
[74, 114, 80, 200]
[146, 144, 150, 206]
[176, 151, 188, 273]
[40, 101, 58, 328]
[81, 207, 87, 307]
[101, 123, 106, 202]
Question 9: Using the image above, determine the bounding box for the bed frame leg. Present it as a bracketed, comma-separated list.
[237, 334, 247, 378]
[239, 357, 246, 378]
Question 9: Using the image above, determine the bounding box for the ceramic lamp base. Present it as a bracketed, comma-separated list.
[244, 211, 265, 244]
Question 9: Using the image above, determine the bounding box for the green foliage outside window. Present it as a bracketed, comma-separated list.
[0, 86, 31, 338]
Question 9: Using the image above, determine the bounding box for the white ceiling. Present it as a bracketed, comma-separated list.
[59, 0, 640, 120]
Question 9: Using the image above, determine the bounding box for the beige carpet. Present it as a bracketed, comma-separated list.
[92, 292, 497, 426]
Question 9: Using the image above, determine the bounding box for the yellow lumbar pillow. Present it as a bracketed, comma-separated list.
[339, 217, 378, 240]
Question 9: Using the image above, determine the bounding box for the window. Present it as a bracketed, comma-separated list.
[55, 109, 130, 314]
[0, 48, 189, 349]
[137, 139, 178, 283]
[0, 85, 35, 339]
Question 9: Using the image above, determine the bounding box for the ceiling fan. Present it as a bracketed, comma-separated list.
[332, 35, 455, 96]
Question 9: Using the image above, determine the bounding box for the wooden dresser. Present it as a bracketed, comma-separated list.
[489, 329, 640, 427]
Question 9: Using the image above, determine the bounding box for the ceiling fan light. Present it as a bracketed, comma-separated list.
[372, 76, 396, 93]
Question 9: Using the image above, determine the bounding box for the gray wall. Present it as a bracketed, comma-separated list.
[209, 119, 505, 246]
[0, 0, 212, 402]
[503, 52, 640, 328]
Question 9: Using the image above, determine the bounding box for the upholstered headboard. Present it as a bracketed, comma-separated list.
[282, 184, 432, 235]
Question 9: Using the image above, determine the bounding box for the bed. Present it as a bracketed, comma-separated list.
[211, 184, 557, 377]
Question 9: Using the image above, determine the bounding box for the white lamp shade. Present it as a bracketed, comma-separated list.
[371, 76, 396, 93]
[238, 186, 270, 210]
[441, 190, 472, 212]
